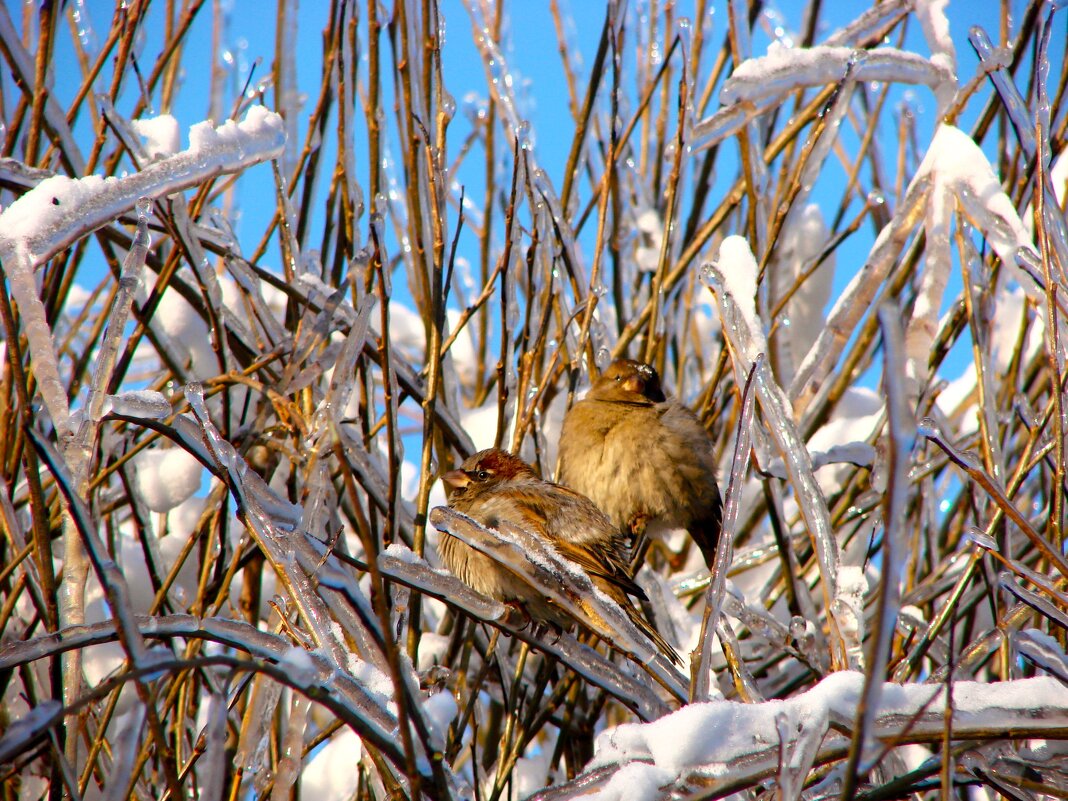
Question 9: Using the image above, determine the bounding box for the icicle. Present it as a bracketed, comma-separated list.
[271, 692, 311, 801]
[198, 688, 229, 801]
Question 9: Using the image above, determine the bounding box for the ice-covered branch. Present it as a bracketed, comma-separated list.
[378, 545, 672, 721]
[566, 673, 1068, 801]
[0, 107, 281, 268]
[704, 236, 847, 668]
[0, 106, 284, 266]
[720, 44, 955, 109]
[429, 507, 688, 700]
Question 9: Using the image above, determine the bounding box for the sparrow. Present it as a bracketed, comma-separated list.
[557, 358, 722, 570]
[439, 448, 680, 663]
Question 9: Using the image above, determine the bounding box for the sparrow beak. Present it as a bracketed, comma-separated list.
[442, 469, 470, 490]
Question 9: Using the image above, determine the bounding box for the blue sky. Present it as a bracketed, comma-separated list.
[43, 0, 1039, 382]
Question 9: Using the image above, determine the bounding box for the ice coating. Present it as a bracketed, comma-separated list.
[106, 390, 172, 420]
[0, 105, 285, 266]
[915, 125, 1033, 275]
[720, 43, 954, 106]
[915, 0, 956, 76]
[714, 236, 761, 362]
[588, 673, 1068, 787]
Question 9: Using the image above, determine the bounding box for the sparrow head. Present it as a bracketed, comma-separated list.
[587, 358, 666, 403]
[442, 448, 538, 501]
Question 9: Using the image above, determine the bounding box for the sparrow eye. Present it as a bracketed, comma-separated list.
[476, 470, 490, 480]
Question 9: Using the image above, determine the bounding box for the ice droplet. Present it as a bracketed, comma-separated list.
[964, 527, 999, 551]
[957, 450, 983, 471]
[916, 416, 942, 440]
[699, 262, 720, 291]
[517, 120, 534, 151]
[441, 90, 457, 122]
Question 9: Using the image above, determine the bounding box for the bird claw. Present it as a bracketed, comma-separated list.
[530, 620, 564, 644]
[503, 601, 534, 630]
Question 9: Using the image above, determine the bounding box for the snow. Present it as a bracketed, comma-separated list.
[0, 173, 111, 243]
[458, 396, 505, 452]
[300, 728, 362, 801]
[279, 646, 318, 685]
[591, 673, 1068, 787]
[149, 278, 222, 378]
[444, 310, 477, 374]
[188, 106, 281, 155]
[595, 762, 674, 801]
[0, 105, 285, 266]
[769, 204, 835, 381]
[715, 236, 760, 358]
[916, 125, 1033, 273]
[131, 446, 203, 513]
[131, 115, 181, 159]
[720, 43, 955, 107]
[421, 690, 458, 748]
[635, 208, 665, 273]
[834, 566, 869, 669]
[914, 0, 956, 77]
[383, 542, 421, 564]
[762, 387, 882, 483]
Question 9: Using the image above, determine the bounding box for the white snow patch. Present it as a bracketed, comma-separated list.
[188, 105, 281, 154]
[131, 115, 181, 159]
[0, 106, 285, 266]
[512, 746, 559, 800]
[769, 203, 835, 381]
[132, 446, 203, 513]
[592, 762, 674, 801]
[416, 633, 451, 670]
[152, 282, 218, 377]
[459, 396, 504, 452]
[0, 174, 112, 242]
[916, 125, 1033, 271]
[914, 0, 956, 77]
[594, 672, 1068, 787]
[383, 542, 421, 564]
[300, 728, 362, 801]
[422, 690, 458, 747]
[716, 236, 761, 355]
[721, 43, 954, 107]
[1052, 151, 1068, 206]
[279, 646, 318, 684]
[445, 308, 477, 383]
[834, 566, 869, 666]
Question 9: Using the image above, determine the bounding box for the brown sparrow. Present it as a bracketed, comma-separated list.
[439, 448, 679, 663]
[557, 359, 722, 570]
